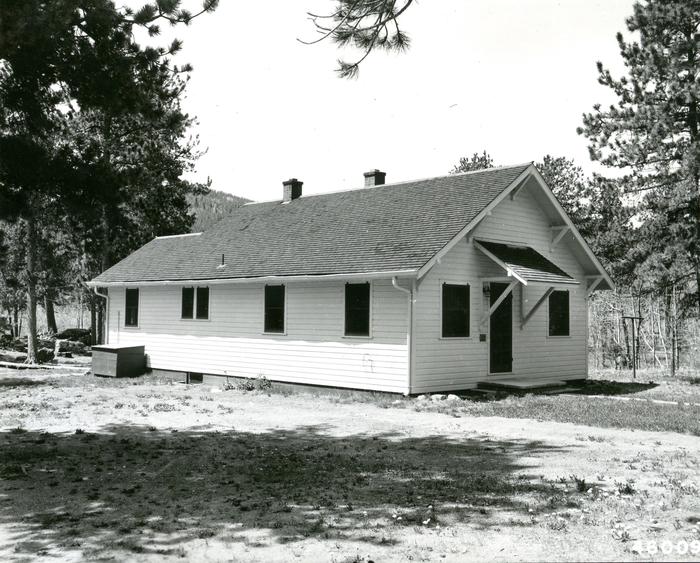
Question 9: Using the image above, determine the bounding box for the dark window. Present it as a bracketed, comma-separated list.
[264, 285, 285, 333]
[181, 287, 194, 319]
[125, 288, 139, 327]
[345, 283, 370, 336]
[549, 290, 570, 336]
[196, 287, 209, 319]
[442, 283, 470, 337]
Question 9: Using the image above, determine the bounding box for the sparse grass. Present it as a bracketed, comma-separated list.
[224, 375, 272, 393]
[616, 480, 636, 495]
[151, 402, 177, 412]
[590, 367, 700, 403]
[419, 393, 700, 435]
[571, 475, 588, 493]
[1, 365, 699, 561]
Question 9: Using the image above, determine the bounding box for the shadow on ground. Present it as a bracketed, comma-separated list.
[0, 378, 55, 389]
[0, 424, 573, 559]
[571, 379, 658, 396]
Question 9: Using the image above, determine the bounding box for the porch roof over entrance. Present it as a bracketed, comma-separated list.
[474, 240, 579, 286]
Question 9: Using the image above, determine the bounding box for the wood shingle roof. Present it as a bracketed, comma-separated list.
[92, 164, 531, 284]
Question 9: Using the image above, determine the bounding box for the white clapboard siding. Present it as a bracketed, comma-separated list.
[411, 183, 587, 394]
[107, 279, 409, 393]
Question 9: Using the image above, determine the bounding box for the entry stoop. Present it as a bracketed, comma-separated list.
[477, 377, 568, 393]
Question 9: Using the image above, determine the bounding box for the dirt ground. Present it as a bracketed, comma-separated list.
[0, 367, 699, 562]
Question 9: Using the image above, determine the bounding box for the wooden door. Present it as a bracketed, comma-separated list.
[489, 282, 513, 373]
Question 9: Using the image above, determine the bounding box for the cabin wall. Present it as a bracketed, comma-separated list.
[106, 279, 409, 393]
[411, 186, 587, 394]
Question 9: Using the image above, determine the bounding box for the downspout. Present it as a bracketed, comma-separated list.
[92, 286, 109, 345]
[392, 277, 414, 395]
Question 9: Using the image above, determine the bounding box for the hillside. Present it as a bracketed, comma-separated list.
[187, 189, 250, 233]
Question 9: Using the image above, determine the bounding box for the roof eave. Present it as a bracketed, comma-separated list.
[87, 268, 420, 287]
[528, 166, 616, 292]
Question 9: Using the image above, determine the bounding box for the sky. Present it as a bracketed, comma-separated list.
[162, 0, 636, 201]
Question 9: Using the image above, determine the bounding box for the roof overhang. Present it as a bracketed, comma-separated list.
[86, 268, 419, 288]
[474, 239, 579, 286]
[527, 166, 614, 291]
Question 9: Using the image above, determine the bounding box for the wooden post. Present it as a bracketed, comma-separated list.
[631, 318, 636, 380]
[623, 315, 643, 380]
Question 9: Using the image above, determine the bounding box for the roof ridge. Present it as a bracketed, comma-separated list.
[241, 163, 533, 207]
[446, 161, 534, 179]
[155, 232, 202, 240]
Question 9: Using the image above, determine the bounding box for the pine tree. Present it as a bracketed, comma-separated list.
[578, 0, 700, 309]
[0, 0, 218, 360]
[450, 151, 494, 174]
[303, 0, 413, 78]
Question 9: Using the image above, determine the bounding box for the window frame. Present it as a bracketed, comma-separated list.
[263, 284, 286, 335]
[548, 289, 570, 338]
[124, 287, 140, 328]
[180, 286, 210, 321]
[440, 280, 471, 339]
[343, 281, 372, 338]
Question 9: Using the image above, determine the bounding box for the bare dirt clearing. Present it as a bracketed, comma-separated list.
[0, 368, 698, 562]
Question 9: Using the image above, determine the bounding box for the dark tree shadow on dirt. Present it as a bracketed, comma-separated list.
[0, 424, 577, 559]
[0, 377, 55, 389]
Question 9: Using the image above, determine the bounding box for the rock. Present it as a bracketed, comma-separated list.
[54, 339, 89, 356]
[0, 351, 27, 363]
[446, 394, 462, 402]
[56, 328, 91, 345]
[36, 348, 55, 363]
[38, 337, 55, 349]
[430, 394, 446, 401]
[416, 395, 429, 401]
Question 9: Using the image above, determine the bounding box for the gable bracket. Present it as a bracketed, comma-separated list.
[509, 177, 529, 200]
[520, 286, 555, 329]
[550, 225, 570, 251]
[586, 275, 604, 299]
[480, 280, 518, 326]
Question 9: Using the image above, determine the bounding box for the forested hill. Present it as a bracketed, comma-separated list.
[187, 189, 250, 232]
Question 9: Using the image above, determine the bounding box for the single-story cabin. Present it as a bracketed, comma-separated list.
[88, 163, 613, 394]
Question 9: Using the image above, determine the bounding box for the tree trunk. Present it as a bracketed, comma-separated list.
[671, 284, 677, 376]
[9, 307, 17, 338]
[622, 315, 630, 366]
[25, 216, 39, 364]
[635, 294, 644, 368]
[13, 306, 20, 338]
[45, 295, 58, 334]
[90, 295, 97, 346]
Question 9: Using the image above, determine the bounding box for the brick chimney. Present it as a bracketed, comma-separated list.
[363, 169, 386, 187]
[282, 178, 303, 203]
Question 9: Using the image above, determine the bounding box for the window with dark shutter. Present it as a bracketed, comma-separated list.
[181, 287, 194, 319]
[345, 282, 370, 336]
[442, 283, 470, 337]
[125, 288, 139, 327]
[196, 287, 209, 319]
[548, 290, 570, 336]
[264, 285, 285, 333]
